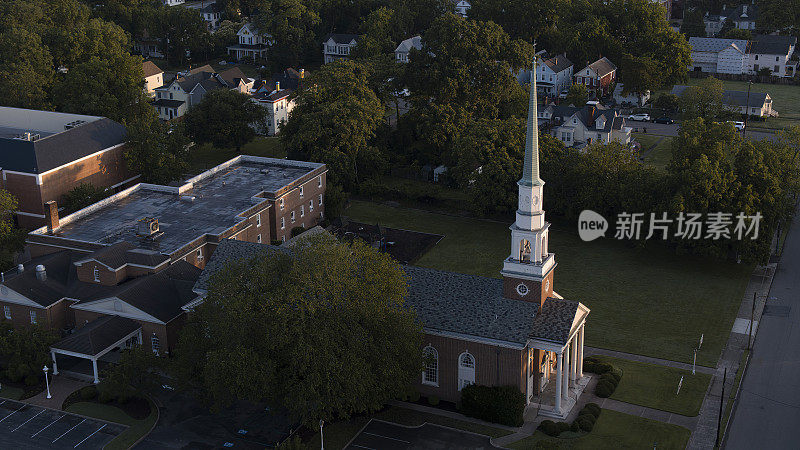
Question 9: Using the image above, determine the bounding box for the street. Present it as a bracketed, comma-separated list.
[725, 210, 800, 449]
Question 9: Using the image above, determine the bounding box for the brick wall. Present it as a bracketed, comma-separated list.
[75, 262, 125, 286]
[73, 309, 173, 356]
[0, 301, 52, 329]
[271, 172, 326, 243]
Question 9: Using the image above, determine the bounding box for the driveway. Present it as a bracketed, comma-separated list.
[0, 399, 125, 449]
[725, 210, 800, 449]
[346, 419, 498, 449]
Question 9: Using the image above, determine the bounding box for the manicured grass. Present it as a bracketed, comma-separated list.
[592, 355, 711, 416]
[633, 133, 674, 170]
[66, 399, 158, 450]
[345, 201, 751, 366]
[305, 406, 512, 449]
[0, 386, 24, 400]
[508, 409, 691, 449]
[188, 137, 286, 173]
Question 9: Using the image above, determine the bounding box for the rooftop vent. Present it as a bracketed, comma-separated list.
[64, 120, 87, 130]
[15, 132, 40, 141]
[35, 265, 46, 282]
[180, 195, 196, 203]
[137, 217, 160, 237]
[17, 264, 24, 274]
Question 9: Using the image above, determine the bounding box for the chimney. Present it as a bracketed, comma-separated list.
[300, 68, 305, 78]
[276, 81, 280, 91]
[35, 265, 46, 282]
[743, 5, 747, 14]
[45, 200, 59, 231]
[17, 264, 23, 274]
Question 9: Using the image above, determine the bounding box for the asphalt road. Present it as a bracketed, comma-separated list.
[725, 211, 800, 449]
[346, 420, 497, 449]
[627, 121, 778, 142]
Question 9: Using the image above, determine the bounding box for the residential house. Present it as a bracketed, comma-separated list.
[671, 85, 776, 117]
[198, 3, 222, 31]
[227, 23, 272, 61]
[195, 69, 591, 419]
[133, 32, 164, 59]
[613, 84, 650, 107]
[723, 4, 758, 30]
[395, 36, 422, 63]
[322, 34, 359, 63]
[748, 35, 798, 77]
[688, 37, 748, 74]
[454, 0, 471, 17]
[704, 13, 728, 36]
[250, 68, 305, 136]
[151, 66, 253, 120]
[0, 108, 137, 228]
[574, 57, 617, 97]
[532, 51, 574, 97]
[540, 104, 631, 148]
[142, 61, 164, 96]
[163, 0, 185, 5]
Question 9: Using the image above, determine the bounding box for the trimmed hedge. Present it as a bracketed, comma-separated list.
[459, 384, 525, 427]
[538, 419, 571, 437]
[585, 357, 622, 398]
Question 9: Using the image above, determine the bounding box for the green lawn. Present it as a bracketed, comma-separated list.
[0, 386, 24, 400]
[592, 355, 711, 416]
[508, 409, 691, 449]
[305, 406, 513, 449]
[188, 137, 286, 173]
[633, 133, 674, 170]
[66, 399, 158, 450]
[345, 201, 751, 366]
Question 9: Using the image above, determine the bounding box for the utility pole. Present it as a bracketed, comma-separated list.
[716, 367, 727, 448]
[749, 291, 756, 350]
[743, 80, 752, 137]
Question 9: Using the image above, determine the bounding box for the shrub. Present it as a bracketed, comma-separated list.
[600, 373, 619, 388]
[595, 380, 616, 398]
[5, 369, 22, 383]
[277, 435, 304, 450]
[556, 421, 571, 434]
[584, 403, 601, 418]
[24, 374, 39, 386]
[97, 390, 114, 403]
[80, 386, 97, 400]
[427, 395, 440, 406]
[577, 417, 595, 432]
[409, 390, 420, 402]
[570, 420, 581, 432]
[538, 420, 561, 437]
[577, 411, 596, 425]
[290, 226, 305, 238]
[460, 384, 525, 427]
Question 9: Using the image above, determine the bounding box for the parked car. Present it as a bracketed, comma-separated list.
[654, 116, 674, 124]
[627, 113, 651, 122]
[727, 121, 745, 131]
[558, 89, 569, 99]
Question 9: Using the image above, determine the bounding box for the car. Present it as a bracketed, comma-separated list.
[654, 116, 674, 124]
[727, 121, 745, 131]
[627, 113, 651, 122]
[558, 89, 569, 99]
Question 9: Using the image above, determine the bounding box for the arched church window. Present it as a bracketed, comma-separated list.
[520, 239, 532, 262]
[422, 346, 438, 385]
[458, 351, 476, 390]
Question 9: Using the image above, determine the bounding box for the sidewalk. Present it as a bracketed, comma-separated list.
[25, 374, 88, 409]
[585, 347, 716, 375]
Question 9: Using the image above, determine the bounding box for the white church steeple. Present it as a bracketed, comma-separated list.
[501, 57, 556, 305]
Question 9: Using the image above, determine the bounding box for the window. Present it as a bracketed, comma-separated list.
[93, 266, 100, 282]
[777, 56, 780, 62]
[458, 352, 476, 391]
[318, 176, 322, 188]
[281, 235, 286, 242]
[196, 248, 203, 261]
[151, 334, 160, 355]
[422, 346, 438, 385]
[3, 306, 10, 320]
[257, 234, 262, 243]
[29, 310, 37, 324]
[755, 55, 759, 61]
[300, 205, 305, 217]
[775, 65, 780, 72]
[256, 213, 261, 227]
[318, 194, 323, 206]
[299, 186, 304, 198]
[520, 239, 531, 262]
[309, 200, 313, 212]
[291, 211, 295, 223]
[281, 217, 285, 229]
[279, 198, 284, 211]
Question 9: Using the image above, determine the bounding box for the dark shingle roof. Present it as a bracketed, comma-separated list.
[548, 105, 620, 132]
[540, 53, 573, 73]
[52, 316, 140, 356]
[723, 4, 758, 22]
[586, 57, 617, 77]
[151, 99, 185, 108]
[323, 33, 360, 45]
[218, 67, 249, 87]
[108, 261, 201, 322]
[89, 242, 136, 268]
[750, 35, 797, 55]
[529, 298, 579, 344]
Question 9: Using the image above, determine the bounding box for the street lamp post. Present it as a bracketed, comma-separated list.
[43, 365, 51, 399]
[319, 420, 325, 450]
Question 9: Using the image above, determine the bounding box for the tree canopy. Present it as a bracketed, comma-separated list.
[174, 233, 422, 426]
[125, 117, 191, 185]
[184, 89, 267, 151]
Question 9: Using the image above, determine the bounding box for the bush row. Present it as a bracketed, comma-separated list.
[583, 357, 622, 398]
[538, 403, 602, 437]
[459, 384, 526, 427]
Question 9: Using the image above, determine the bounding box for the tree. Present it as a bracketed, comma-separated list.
[184, 90, 267, 152]
[154, 6, 209, 66]
[678, 77, 725, 121]
[0, 28, 53, 109]
[174, 233, 422, 426]
[100, 346, 163, 402]
[0, 323, 57, 385]
[0, 190, 24, 270]
[563, 84, 588, 107]
[351, 7, 405, 59]
[722, 28, 752, 40]
[61, 183, 109, 214]
[282, 60, 386, 189]
[125, 116, 191, 184]
[254, 0, 321, 70]
[680, 7, 707, 37]
[654, 93, 680, 113]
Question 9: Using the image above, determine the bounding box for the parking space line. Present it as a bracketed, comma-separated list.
[12, 409, 45, 431]
[351, 445, 377, 450]
[363, 432, 411, 444]
[32, 415, 64, 437]
[74, 424, 105, 448]
[53, 418, 85, 443]
[0, 403, 25, 422]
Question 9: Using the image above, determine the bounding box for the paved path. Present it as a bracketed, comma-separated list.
[585, 347, 716, 375]
[26, 375, 89, 410]
[725, 212, 800, 449]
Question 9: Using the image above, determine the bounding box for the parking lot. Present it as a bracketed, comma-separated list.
[346, 419, 498, 449]
[0, 399, 126, 449]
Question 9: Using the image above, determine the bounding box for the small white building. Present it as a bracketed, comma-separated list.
[689, 37, 748, 74]
[540, 104, 631, 148]
[227, 23, 272, 61]
[163, 0, 185, 5]
[198, 3, 222, 31]
[532, 52, 573, 97]
[704, 13, 727, 37]
[725, 4, 758, 30]
[251, 85, 295, 136]
[142, 61, 164, 97]
[454, 0, 471, 17]
[322, 34, 360, 64]
[747, 35, 797, 77]
[613, 84, 650, 107]
[395, 36, 422, 63]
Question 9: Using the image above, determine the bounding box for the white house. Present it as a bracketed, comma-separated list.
[454, 0, 471, 17]
[533, 52, 573, 97]
[322, 34, 359, 63]
[747, 35, 797, 77]
[689, 37, 748, 74]
[198, 3, 222, 31]
[540, 104, 631, 148]
[227, 23, 272, 61]
[704, 13, 727, 37]
[395, 36, 422, 63]
[163, 0, 185, 5]
[151, 66, 253, 120]
[249, 68, 305, 135]
[142, 61, 164, 97]
[613, 84, 650, 107]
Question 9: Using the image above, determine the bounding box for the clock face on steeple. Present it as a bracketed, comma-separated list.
[516, 283, 529, 296]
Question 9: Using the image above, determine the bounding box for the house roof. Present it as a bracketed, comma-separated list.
[52, 316, 141, 356]
[395, 36, 422, 54]
[76, 242, 170, 269]
[151, 99, 185, 108]
[142, 61, 163, 78]
[323, 33, 360, 45]
[672, 85, 770, 108]
[540, 53, 573, 74]
[723, 4, 758, 22]
[252, 88, 292, 102]
[585, 57, 616, 77]
[689, 37, 748, 54]
[750, 35, 797, 55]
[547, 104, 623, 132]
[218, 67, 250, 87]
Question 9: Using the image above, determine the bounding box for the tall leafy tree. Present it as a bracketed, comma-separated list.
[0, 28, 53, 109]
[174, 233, 422, 426]
[254, 0, 321, 70]
[184, 90, 267, 152]
[678, 77, 725, 121]
[0, 190, 25, 270]
[125, 116, 191, 184]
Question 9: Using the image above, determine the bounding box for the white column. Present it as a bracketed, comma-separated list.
[555, 351, 563, 414]
[578, 324, 585, 378]
[92, 359, 99, 384]
[51, 351, 58, 375]
[570, 336, 578, 384]
[562, 343, 570, 400]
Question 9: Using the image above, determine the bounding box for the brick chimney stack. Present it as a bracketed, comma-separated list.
[45, 200, 59, 231]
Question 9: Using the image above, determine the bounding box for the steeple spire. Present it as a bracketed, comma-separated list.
[521, 56, 544, 187]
